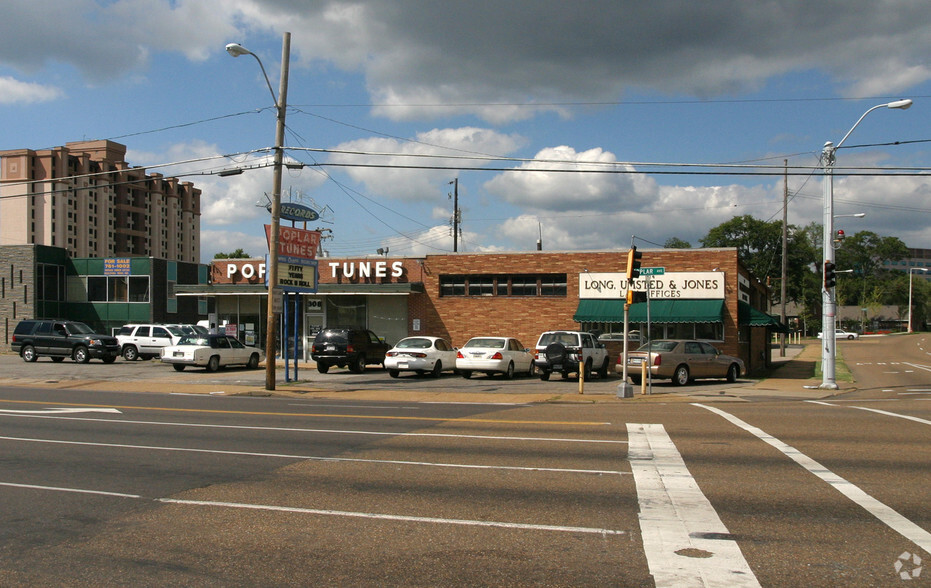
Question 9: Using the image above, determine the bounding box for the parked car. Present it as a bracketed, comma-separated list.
[10, 319, 120, 363]
[817, 328, 859, 340]
[117, 324, 187, 360]
[619, 339, 745, 386]
[455, 336, 534, 379]
[534, 330, 610, 380]
[384, 336, 458, 378]
[310, 328, 391, 374]
[159, 334, 264, 372]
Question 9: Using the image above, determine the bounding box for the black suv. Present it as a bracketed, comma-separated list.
[11, 319, 120, 363]
[310, 328, 391, 374]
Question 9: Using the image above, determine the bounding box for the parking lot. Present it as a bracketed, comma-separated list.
[0, 352, 754, 396]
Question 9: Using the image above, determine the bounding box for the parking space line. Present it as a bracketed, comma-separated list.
[695, 404, 931, 554]
[627, 423, 760, 587]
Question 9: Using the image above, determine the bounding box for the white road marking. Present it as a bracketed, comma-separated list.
[627, 423, 760, 587]
[0, 434, 623, 476]
[0, 481, 625, 536]
[695, 404, 931, 554]
[806, 401, 931, 426]
[0, 407, 121, 415]
[0, 412, 624, 444]
[902, 362, 931, 373]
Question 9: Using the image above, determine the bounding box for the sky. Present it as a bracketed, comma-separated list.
[2, 0, 931, 266]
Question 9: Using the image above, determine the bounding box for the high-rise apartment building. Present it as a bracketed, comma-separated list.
[0, 140, 200, 263]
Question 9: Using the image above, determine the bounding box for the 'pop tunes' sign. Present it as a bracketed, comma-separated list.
[579, 272, 724, 299]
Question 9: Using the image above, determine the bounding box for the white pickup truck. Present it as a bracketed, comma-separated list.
[533, 330, 610, 380]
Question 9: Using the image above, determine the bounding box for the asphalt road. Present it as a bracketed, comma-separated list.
[0, 336, 928, 586]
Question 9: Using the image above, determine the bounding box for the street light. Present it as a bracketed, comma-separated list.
[227, 33, 292, 391]
[908, 268, 928, 333]
[820, 98, 911, 389]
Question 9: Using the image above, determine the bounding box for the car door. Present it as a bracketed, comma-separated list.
[226, 336, 249, 364]
[147, 326, 173, 356]
[683, 341, 709, 377]
[508, 338, 532, 371]
[366, 330, 389, 362]
[699, 342, 725, 377]
[214, 335, 233, 365]
[434, 338, 457, 369]
[49, 322, 71, 357]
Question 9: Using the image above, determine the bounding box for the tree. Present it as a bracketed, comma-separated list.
[214, 248, 251, 259]
[834, 231, 908, 307]
[664, 237, 692, 249]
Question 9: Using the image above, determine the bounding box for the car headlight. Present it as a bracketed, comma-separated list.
[89, 338, 102, 346]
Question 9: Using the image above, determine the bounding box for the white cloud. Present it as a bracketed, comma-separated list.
[329, 127, 524, 201]
[0, 77, 63, 104]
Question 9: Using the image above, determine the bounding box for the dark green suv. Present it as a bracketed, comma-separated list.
[11, 319, 120, 363]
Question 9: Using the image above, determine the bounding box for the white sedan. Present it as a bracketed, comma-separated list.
[817, 328, 859, 340]
[455, 336, 534, 379]
[384, 336, 458, 378]
[160, 334, 265, 372]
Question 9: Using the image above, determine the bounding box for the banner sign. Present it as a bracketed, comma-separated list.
[274, 202, 320, 223]
[265, 225, 321, 262]
[103, 258, 132, 276]
[579, 271, 724, 300]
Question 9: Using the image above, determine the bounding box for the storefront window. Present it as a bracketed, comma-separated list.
[326, 295, 366, 326]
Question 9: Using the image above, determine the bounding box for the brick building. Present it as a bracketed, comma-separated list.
[188, 247, 783, 375]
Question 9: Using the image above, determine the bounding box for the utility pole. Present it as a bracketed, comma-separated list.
[780, 159, 788, 357]
[449, 178, 460, 252]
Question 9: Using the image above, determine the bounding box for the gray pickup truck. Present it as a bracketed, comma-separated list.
[533, 330, 610, 380]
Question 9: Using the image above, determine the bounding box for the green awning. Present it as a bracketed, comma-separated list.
[574, 299, 724, 324]
[738, 301, 789, 333]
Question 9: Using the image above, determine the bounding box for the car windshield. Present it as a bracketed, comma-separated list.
[166, 326, 187, 337]
[68, 322, 96, 335]
[637, 341, 678, 352]
[178, 336, 209, 346]
[395, 338, 433, 349]
[464, 338, 505, 349]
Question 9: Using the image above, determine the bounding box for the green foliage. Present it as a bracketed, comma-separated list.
[664, 237, 692, 249]
[214, 248, 251, 259]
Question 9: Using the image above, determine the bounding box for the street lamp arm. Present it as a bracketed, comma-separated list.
[836, 99, 913, 149]
[225, 43, 279, 108]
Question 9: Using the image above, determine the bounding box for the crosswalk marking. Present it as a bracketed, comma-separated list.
[627, 423, 760, 587]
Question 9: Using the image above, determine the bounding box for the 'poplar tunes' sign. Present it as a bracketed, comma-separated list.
[579, 272, 724, 300]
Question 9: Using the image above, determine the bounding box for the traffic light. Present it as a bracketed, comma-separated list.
[824, 261, 836, 289]
[626, 246, 642, 280]
[626, 290, 647, 304]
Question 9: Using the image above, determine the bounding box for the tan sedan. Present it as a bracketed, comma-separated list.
[617, 339, 745, 386]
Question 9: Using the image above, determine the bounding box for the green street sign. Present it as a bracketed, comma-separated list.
[639, 267, 665, 276]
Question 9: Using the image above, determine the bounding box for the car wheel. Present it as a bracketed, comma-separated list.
[461, 370, 472, 379]
[848, 335, 855, 340]
[540, 370, 551, 381]
[504, 362, 515, 379]
[673, 365, 690, 386]
[206, 355, 220, 372]
[21, 345, 38, 362]
[350, 354, 366, 374]
[73, 346, 90, 364]
[582, 359, 592, 380]
[726, 363, 739, 383]
[431, 361, 443, 377]
[527, 362, 535, 376]
[598, 358, 609, 378]
[388, 369, 400, 378]
[173, 364, 186, 372]
[317, 363, 330, 374]
[247, 353, 260, 369]
[102, 355, 117, 364]
[122, 345, 139, 361]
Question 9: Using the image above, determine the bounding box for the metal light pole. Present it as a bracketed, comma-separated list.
[820, 99, 911, 389]
[908, 268, 928, 333]
[227, 33, 291, 391]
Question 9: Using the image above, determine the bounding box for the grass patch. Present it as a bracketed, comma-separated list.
[815, 346, 853, 382]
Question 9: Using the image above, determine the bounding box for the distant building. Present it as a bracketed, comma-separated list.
[0, 140, 200, 263]
[883, 248, 931, 282]
[1, 140, 205, 339]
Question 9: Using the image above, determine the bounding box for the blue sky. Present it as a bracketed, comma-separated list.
[2, 1, 931, 264]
